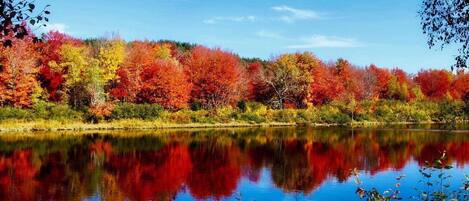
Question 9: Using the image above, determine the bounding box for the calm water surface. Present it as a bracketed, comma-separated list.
[0, 125, 468, 201]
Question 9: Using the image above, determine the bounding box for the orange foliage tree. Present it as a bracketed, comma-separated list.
[110, 41, 156, 102]
[0, 37, 40, 108]
[309, 63, 344, 105]
[450, 71, 469, 100]
[183, 46, 241, 109]
[138, 60, 191, 110]
[334, 59, 364, 100]
[366, 64, 392, 99]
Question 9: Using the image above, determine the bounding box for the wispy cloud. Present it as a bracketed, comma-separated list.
[203, 16, 257, 24]
[42, 23, 69, 33]
[272, 5, 321, 22]
[256, 30, 286, 40]
[256, 31, 363, 48]
[287, 35, 363, 48]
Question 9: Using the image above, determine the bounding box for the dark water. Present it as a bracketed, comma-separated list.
[0, 126, 468, 201]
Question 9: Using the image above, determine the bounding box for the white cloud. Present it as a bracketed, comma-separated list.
[256, 31, 363, 48]
[272, 5, 321, 22]
[42, 23, 69, 33]
[287, 35, 363, 48]
[203, 16, 257, 24]
[256, 30, 285, 40]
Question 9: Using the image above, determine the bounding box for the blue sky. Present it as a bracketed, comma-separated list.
[38, 0, 457, 73]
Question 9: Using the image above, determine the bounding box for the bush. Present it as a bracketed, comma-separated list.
[190, 110, 214, 123]
[190, 101, 203, 111]
[318, 105, 351, 124]
[32, 101, 51, 119]
[0, 107, 33, 120]
[159, 110, 192, 124]
[297, 107, 320, 123]
[237, 100, 247, 112]
[110, 103, 164, 120]
[273, 109, 297, 122]
[48, 104, 82, 121]
[435, 100, 465, 122]
[239, 113, 266, 123]
[214, 106, 236, 122]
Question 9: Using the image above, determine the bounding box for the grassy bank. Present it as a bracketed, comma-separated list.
[0, 100, 467, 132]
[0, 119, 298, 132]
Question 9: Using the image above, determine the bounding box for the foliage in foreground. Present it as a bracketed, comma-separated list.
[353, 151, 469, 201]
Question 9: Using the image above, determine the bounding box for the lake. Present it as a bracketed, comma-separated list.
[0, 125, 468, 201]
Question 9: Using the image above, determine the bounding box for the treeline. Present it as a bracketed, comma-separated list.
[0, 31, 468, 123]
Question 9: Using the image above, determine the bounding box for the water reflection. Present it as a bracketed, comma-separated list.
[0, 127, 468, 201]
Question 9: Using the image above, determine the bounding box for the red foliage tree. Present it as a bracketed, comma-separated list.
[38, 31, 81, 101]
[110, 41, 156, 102]
[367, 65, 392, 99]
[415, 69, 452, 100]
[138, 60, 191, 109]
[333, 59, 365, 100]
[309, 63, 345, 105]
[183, 46, 241, 109]
[392, 68, 410, 85]
[244, 60, 269, 101]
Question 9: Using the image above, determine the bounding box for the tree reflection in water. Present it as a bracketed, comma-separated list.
[0, 127, 467, 201]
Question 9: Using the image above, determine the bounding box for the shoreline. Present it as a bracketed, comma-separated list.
[0, 119, 466, 133]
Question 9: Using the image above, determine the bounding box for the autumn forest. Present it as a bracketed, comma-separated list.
[0, 29, 468, 127]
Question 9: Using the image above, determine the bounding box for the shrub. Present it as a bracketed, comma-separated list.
[318, 105, 351, 124]
[159, 110, 192, 124]
[239, 113, 266, 123]
[190, 101, 203, 111]
[0, 107, 33, 120]
[110, 103, 163, 120]
[48, 104, 82, 121]
[190, 110, 214, 123]
[85, 103, 115, 123]
[273, 109, 297, 122]
[297, 107, 320, 123]
[245, 102, 268, 115]
[237, 100, 247, 112]
[30, 101, 82, 121]
[32, 101, 52, 119]
[435, 100, 465, 122]
[214, 106, 236, 123]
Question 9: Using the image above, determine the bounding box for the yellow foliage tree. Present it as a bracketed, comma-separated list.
[154, 43, 172, 60]
[50, 43, 92, 88]
[261, 52, 319, 108]
[97, 39, 125, 82]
